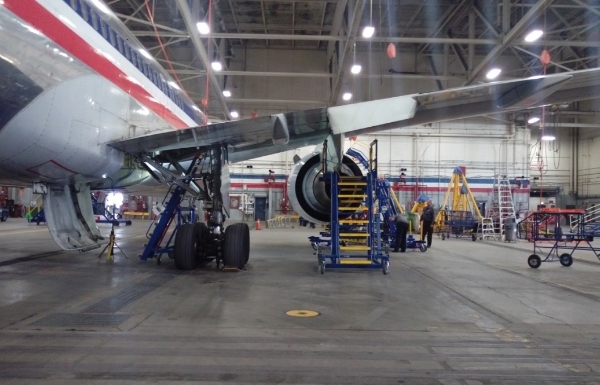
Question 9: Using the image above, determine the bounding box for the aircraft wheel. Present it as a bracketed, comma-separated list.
[223, 223, 248, 269]
[559, 253, 573, 267]
[174, 223, 198, 270]
[419, 243, 427, 252]
[528, 254, 541, 269]
[193, 222, 209, 263]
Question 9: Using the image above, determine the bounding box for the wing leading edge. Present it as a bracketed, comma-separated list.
[109, 68, 600, 161]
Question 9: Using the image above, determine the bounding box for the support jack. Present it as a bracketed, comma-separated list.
[97, 225, 129, 262]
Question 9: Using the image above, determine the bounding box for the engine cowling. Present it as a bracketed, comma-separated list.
[288, 151, 363, 224]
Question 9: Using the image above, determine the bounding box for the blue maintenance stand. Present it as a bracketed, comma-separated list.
[316, 140, 390, 274]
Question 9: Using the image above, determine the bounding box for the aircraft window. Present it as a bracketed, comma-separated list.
[100, 19, 109, 40]
[89, 9, 99, 31]
[68, 0, 80, 13]
[117, 36, 124, 54]
[80, 1, 89, 21]
[124, 44, 131, 61]
[131, 52, 138, 68]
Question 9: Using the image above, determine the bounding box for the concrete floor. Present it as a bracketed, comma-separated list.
[1, 219, 600, 384]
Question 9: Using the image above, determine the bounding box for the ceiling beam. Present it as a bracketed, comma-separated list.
[175, 0, 230, 120]
[464, 0, 553, 85]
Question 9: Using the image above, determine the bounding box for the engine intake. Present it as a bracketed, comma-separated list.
[287, 152, 363, 224]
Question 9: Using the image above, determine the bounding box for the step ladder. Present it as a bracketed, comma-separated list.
[489, 175, 516, 241]
[480, 217, 498, 241]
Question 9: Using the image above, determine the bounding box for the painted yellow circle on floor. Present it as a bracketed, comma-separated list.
[286, 310, 320, 317]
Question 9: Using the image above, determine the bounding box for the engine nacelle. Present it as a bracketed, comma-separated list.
[288, 151, 363, 224]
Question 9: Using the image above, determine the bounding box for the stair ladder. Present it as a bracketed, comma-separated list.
[489, 175, 516, 241]
[139, 155, 203, 262]
[317, 140, 389, 274]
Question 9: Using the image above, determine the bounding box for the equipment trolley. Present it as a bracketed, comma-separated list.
[520, 208, 600, 268]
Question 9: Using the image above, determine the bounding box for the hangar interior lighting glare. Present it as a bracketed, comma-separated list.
[196, 22, 210, 35]
[230, 111, 239, 118]
[351, 64, 362, 74]
[222, 90, 231, 97]
[139, 49, 152, 59]
[525, 29, 544, 42]
[211, 61, 222, 71]
[541, 133, 555, 141]
[528, 117, 540, 124]
[486, 68, 502, 80]
[362, 26, 375, 38]
[342, 92, 352, 101]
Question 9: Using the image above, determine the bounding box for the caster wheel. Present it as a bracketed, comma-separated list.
[528, 254, 541, 269]
[559, 253, 573, 267]
[383, 261, 390, 275]
[472, 234, 477, 242]
[319, 261, 325, 274]
[419, 243, 427, 252]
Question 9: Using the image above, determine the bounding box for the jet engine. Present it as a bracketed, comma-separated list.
[288, 151, 363, 224]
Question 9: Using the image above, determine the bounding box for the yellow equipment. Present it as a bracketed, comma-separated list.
[435, 167, 482, 231]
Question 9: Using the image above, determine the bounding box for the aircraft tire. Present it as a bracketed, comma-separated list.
[194, 222, 209, 264]
[174, 223, 197, 270]
[223, 223, 249, 269]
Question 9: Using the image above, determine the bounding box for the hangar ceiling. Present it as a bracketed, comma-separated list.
[104, 0, 600, 123]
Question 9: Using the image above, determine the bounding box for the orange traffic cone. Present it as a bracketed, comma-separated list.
[256, 219, 262, 230]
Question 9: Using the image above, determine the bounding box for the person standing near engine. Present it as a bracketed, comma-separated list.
[420, 200, 435, 248]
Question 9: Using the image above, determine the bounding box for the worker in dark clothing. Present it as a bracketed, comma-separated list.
[420, 200, 435, 248]
[393, 213, 409, 252]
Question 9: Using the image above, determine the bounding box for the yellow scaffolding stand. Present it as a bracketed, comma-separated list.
[435, 167, 482, 236]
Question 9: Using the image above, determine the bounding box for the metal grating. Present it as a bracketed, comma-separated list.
[81, 274, 175, 314]
[30, 313, 131, 328]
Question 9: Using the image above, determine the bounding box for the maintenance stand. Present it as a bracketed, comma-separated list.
[316, 140, 390, 274]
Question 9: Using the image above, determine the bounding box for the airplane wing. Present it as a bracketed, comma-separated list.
[109, 68, 600, 162]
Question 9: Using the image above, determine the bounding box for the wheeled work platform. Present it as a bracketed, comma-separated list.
[520, 208, 600, 268]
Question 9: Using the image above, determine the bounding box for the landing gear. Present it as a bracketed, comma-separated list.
[174, 223, 199, 270]
[223, 223, 249, 270]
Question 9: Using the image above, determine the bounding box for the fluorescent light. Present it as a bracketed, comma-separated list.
[139, 49, 151, 59]
[528, 117, 540, 124]
[168, 81, 180, 90]
[362, 26, 375, 38]
[90, 0, 111, 14]
[541, 134, 555, 141]
[486, 68, 501, 80]
[211, 61, 222, 71]
[342, 92, 352, 101]
[351, 64, 362, 74]
[525, 29, 543, 42]
[196, 22, 210, 35]
[230, 111, 239, 118]
[222, 90, 231, 97]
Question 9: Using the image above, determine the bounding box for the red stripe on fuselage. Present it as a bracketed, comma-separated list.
[5, 0, 190, 129]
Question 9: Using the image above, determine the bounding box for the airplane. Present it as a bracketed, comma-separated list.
[2, 0, 600, 270]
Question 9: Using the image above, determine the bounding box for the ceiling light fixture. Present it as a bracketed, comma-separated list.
[342, 92, 352, 101]
[362, 26, 375, 38]
[528, 117, 540, 124]
[196, 22, 210, 35]
[230, 111, 239, 118]
[486, 68, 502, 80]
[222, 90, 231, 97]
[362, 0, 375, 38]
[525, 29, 544, 42]
[351, 64, 362, 74]
[211, 61, 222, 71]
